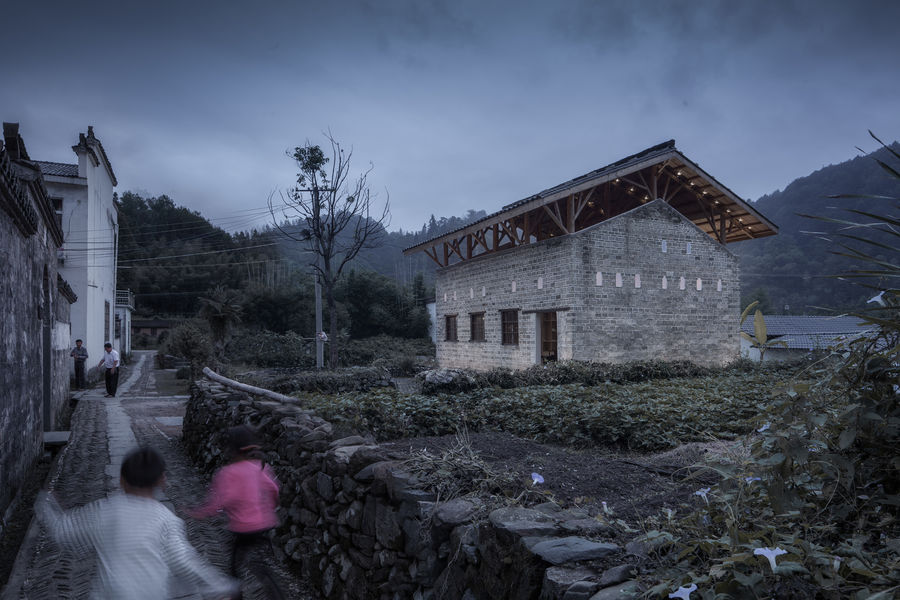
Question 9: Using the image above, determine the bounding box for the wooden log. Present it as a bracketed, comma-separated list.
[202, 367, 306, 408]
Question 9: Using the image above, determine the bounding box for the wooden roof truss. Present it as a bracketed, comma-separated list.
[407, 150, 776, 268]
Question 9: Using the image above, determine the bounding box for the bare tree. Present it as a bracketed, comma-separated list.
[269, 133, 390, 367]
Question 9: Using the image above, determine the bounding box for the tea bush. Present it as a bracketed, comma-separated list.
[418, 359, 804, 394]
[292, 370, 813, 451]
[237, 366, 393, 394]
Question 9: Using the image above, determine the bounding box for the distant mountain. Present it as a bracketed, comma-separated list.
[736, 142, 899, 314]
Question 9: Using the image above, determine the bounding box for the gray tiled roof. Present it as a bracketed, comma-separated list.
[742, 315, 875, 350]
[36, 161, 79, 177]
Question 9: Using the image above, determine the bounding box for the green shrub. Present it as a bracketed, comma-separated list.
[158, 320, 213, 376]
[418, 359, 804, 394]
[238, 366, 391, 394]
[646, 135, 900, 599]
[294, 370, 808, 451]
[226, 330, 315, 369]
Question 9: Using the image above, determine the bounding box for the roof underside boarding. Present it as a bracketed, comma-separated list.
[404, 140, 777, 268]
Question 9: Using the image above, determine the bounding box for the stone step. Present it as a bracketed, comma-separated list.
[43, 430, 71, 450]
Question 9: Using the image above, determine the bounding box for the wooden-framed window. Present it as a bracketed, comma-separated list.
[501, 309, 519, 345]
[445, 315, 458, 342]
[469, 312, 485, 342]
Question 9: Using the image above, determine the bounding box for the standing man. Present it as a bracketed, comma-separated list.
[98, 342, 120, 398]
[70, 339, 89, 390]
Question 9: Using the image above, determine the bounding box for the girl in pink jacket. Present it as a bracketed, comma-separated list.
[188, 425, 283, 599]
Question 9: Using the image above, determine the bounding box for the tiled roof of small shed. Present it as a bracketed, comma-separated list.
[742, 315, 876, 350]
[36, 161, 79, 177]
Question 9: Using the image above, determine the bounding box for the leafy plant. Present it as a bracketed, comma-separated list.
[740, 300, 788, 362]
[646, 134, 900, 599]
[290, 368, 812, 451]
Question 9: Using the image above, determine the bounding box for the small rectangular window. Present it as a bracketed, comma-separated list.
[445, 315, 458, 342]
[470, 313, 485, 342]
[501, 310, 519, 345]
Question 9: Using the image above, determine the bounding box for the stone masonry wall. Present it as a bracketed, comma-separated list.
[185, 380, 647, 600]
[435, 200, 739, 370]
[577, 200, 740, 365]
[0, 199, 71, 532]
[435, 236, 578, 370]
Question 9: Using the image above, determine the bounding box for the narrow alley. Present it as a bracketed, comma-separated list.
[2, 351, 313, 600]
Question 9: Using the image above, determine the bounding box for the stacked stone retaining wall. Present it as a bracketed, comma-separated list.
[184, 379, 646, 600]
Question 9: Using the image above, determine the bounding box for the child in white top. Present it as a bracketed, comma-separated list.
[36, 446, 239, 600]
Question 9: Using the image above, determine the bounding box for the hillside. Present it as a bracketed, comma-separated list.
[737, 142, 899, 313]
[117, 142, 898, 318]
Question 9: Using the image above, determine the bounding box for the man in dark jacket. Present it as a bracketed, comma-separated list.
[70, 339, 89, 389]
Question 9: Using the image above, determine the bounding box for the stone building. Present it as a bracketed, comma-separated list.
[0, 123, 76, 529]
[37, 126, 120, 375]
[404, 141, 777, 369]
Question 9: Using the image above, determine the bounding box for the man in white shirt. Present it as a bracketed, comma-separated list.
[36, 446, 239, 599]
[97, 342, 120, 398]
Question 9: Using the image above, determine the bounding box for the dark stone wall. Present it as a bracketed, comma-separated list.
[0, 194, 71, 531]
[185, 380, 643, 600]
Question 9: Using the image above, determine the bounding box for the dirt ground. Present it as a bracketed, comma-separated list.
[381, 431, 737, 523]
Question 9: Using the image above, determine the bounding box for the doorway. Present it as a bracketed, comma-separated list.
[540, 311, 557, 364]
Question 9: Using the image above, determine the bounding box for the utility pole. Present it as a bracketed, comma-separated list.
[315, 270, 324, 369]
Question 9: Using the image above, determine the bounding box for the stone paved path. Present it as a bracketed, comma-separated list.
[2, 351, 314, 600]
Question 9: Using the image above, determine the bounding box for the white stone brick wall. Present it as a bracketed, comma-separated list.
[435, 200, 740, 370]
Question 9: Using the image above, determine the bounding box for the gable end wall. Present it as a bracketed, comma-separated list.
[434, 200, 740, 369]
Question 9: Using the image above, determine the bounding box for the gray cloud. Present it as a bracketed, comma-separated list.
[2, 0, 898, 232]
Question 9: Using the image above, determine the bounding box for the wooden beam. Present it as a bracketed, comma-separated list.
[499, 219, 519, 244]
[573, 187, 595, 224]
[472, 228, 489, 252]
[543, 201, 568, 234]
[424, 246, 443, 267]
[448, 238, 464, 260]
[566, 194, 575, 233]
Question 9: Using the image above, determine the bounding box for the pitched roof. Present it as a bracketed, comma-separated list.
[742, 315, 876, 350]
[404, 140, 777, 256]
[36, 161, 79, 178]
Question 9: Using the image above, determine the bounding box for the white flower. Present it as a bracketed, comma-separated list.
[531, 472, 544, 485]
[754, 546, 787, 571]
[694, 487, 711, 504]
[668, 583, 697, 599]
[601, 501, 613, 516]
[757, 423, 770, 433]
[868, 291, 886, 306]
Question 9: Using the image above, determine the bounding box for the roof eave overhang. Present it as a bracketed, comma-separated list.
[403, 151, 675, 255]
[404, 145, 779, 256]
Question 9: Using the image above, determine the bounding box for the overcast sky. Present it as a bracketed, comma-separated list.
[3, 0, 898, 233]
